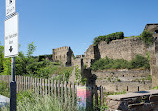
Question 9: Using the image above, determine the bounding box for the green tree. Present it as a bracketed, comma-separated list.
[27, 42, 36, 58]
[141, 30, 154, 46]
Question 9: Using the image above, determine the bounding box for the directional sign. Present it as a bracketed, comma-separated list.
[4, 14, 18, 58]
[6, 0, 16, 17]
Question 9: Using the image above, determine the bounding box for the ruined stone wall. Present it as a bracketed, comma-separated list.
[52, 46, 68, 64]
[93, 70, 151, 92]
[92, 70, 150, 78]
[98, 38, 147, 61]
[72, 58, 82, 69]
[83, 45, 95, 67]
[101, 81, 151, 92]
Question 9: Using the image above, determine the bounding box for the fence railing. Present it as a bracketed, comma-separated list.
[0, 75, 104, 110]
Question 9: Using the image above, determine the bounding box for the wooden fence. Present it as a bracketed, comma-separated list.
[0, 75, 104, 110]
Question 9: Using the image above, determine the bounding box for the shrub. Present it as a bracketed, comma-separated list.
[93, 32, 124, 45]
[91, 55, 150, 71]
[141, 30, 154, 46]
[130, 55, 150, 69]
[0, 81, 10, 97]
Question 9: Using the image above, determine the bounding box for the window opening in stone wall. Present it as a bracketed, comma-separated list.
[155, 30, 158, 34]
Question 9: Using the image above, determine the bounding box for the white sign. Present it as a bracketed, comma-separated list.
[6, 0, 16, 17]
[4, 14, 19, 58]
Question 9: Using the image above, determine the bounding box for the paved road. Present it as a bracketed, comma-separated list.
[0, 95, 9, 108]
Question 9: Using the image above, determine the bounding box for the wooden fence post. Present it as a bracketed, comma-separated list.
[68, 82, 71, 109]
[58, 80, 60, 99]
[54, 80, 57, 98]
[61, 81, 63, 105]
[45, 79, 48, 95]
[51, 80, 54, 96]
[48, 79, 50, 96]
[64, 81, 67, 109]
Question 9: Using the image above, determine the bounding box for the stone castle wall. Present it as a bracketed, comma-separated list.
[93, 70, 151, 92]
[98, 38, 147, 61]
[52, 46, 68, 64]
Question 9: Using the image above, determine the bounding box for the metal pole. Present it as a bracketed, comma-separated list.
[10, 57, 16, 111]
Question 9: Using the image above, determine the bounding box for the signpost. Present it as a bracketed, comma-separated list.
[4, 14, 19, 58]
[5, 0, 16, 17]
[5, 0, 18, 111]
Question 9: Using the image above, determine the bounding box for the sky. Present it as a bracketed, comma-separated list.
[0, 0, 158, 56]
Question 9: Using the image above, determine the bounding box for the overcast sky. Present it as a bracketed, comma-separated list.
[0, 0, 158, 56]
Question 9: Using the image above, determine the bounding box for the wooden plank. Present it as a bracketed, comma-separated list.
[58, 80, 60, 99]
[51, 80, 54, 96]
[18, 76, 21, 92]
[43, 79, 45, 96]
[37, 78, 39, 94]
[40, 78, 42, 95]
[72, 82, 75, 109]
[61, 81, 63, 105]
[54, 80, 57, 98]
[26, 76, 28, 90]
[64, 81, 67, 109]
[30, 77, 32, 91]
[68, 82, 71, 110]
[24, 76, 26, 91]
[48, 79, 50, 96]
[45, 79, 48, 95]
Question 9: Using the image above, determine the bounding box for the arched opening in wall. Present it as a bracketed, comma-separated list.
[155, 30, 158, 34]
[122, 75, 124, 77]
[56, 56, 57, 59]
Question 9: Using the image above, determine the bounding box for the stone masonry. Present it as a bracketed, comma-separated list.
[52, 46, 74, 66]
[106, 90, 158, 111]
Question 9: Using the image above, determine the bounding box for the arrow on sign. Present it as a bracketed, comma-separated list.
[9, 46, 13, 52]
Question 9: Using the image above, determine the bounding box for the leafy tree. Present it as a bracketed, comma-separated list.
[141, 30, 154, 46]
[27, 42, 36, 58]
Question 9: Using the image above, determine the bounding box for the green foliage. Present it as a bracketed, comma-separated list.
[91, 55, 150, 71]
[130, 55, 150, 69]
[2, 58, 11, 75]
[27, 42, 36, 58]
[51, 66, 73, 81]
[93, 32, 124, 45]
[141, 30, 154, 46]
[91, 56, 129, 71]
[2, 91, 72, 111]
[0, 43, 4, 73]
[75, 66, 81, 83]
[0, 81, 10, 97]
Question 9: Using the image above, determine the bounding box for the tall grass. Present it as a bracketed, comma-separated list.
[1, 91, 74, 111]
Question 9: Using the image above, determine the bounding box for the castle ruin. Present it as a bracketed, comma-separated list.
[52, 24, 158, 91]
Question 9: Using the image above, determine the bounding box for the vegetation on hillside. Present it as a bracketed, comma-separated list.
[93, 32, 124, 45]
[93, 30, 154, 46]
[91, 55, 150, 71]
[0, 42, 73, 81]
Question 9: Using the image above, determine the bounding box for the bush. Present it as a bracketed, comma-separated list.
[93, 32, 124, 45]
[141, 30, 154, 46]
[130, 55, 150, 69]
[91, 55, 150, 71]
[0, 81, 10, 97]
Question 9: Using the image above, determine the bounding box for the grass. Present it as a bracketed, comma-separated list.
[1, 91, 76, 111]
